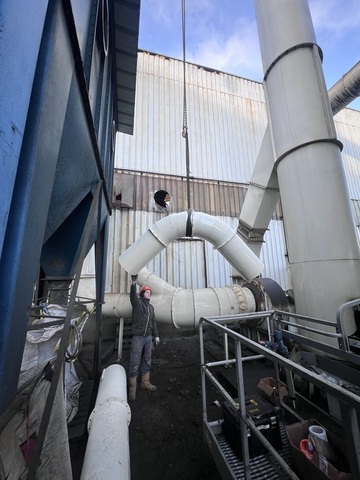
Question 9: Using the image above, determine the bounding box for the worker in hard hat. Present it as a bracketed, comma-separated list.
[128, 274, 160, 401]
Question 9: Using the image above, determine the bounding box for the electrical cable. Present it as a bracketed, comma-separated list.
[65, 323, 83, 362]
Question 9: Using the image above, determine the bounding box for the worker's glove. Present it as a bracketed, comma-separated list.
[131, 274, 138, 282]
[155, 337, 160, 346]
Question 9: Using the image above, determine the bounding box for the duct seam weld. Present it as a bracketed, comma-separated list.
[249, 181, 279, 192]
[208, 286, 221, 315]
[274, 138, 343, 167]
[215, 230, 237, 250]
[148, 226, 168, 248]
[170, 288, 183, 329]
[222, 287, 234, 316]
[263, 42, 323, 81]
[329, 61, 360, 114]
[340, 70, 360, 97]
[89, 397, 131, 428]
[192, 213, 236, 249]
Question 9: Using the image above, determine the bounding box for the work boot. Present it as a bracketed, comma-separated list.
[128, 376, 137, 401]
[140, 372, 157, 391]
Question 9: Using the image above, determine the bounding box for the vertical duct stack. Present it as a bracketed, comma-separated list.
[254, 0, 360, 341]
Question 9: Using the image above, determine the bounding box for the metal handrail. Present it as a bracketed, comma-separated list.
[208, 310, 352, 354]
[199, 314, 360, 479]
[269, 309, 360, 368]
[336, 298, 360, 350]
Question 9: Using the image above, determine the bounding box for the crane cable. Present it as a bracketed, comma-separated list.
[181, 0, 191, 211]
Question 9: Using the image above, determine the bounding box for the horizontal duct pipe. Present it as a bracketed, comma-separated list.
[328, 61, 360, 115]
[119, 211, 264, 282]
[103, 268, 257, 328]
[80, 364, 131, 480]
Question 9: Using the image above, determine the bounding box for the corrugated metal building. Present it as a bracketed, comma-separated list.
[82, 50, 360, 298]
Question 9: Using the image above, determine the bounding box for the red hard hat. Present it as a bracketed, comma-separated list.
[140, 285, 151, 295]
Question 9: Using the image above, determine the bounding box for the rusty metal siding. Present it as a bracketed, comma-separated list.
[112, 169, 283, 219]
[115, 51, 360, 203]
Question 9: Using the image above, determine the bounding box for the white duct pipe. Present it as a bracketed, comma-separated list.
[239, 63, 360, 256]
[80, 364, 131, 480]
[254, 0, 360, 340]
[103, 268, 257, 328]
[329, 61, 360, 115]
[119, 211, 264, 282]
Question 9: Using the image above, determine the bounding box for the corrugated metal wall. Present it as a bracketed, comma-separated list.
[81, 51, 360, 298]
[115, 51, 267, 183]
[332, 108, 360, 200]
[112, 170, 283, 218]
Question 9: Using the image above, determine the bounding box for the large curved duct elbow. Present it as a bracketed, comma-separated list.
[119, 211, 264, 281]
[103, 268, 257, 328]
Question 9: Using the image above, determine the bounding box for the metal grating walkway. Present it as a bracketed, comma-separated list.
[215, 426, 291, 479]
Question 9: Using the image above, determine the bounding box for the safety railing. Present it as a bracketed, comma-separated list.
[336, 298, 360, 350]
[199, 312, 360, 480]
[270, 308, 360, 371]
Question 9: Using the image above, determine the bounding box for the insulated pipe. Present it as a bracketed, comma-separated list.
[80, 364, 131, 480]
[254, 0, 360, 341]
[119, 211, 264, 281]
[329, 61, 360, 115]
[103, 268, 257, 328]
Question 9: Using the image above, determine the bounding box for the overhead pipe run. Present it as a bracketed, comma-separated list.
[328, 61, 360, 115]
[103, 268, 258, 328]
[119, 210, 264, 282]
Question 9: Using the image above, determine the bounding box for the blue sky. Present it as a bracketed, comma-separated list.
[139, 0, 360, 110]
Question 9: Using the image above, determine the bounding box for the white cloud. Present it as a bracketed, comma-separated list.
[141, 0, 179, 27]
[138, 0, 360, 109]
[184, 4, 262, 79]
[309, 0, 360, 38]
[189, 29, 261, 79]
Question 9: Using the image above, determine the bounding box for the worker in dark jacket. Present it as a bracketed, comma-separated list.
[128, 274, 159, 401]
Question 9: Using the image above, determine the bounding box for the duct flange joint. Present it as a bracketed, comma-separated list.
[263, 42, 323, 81]
[274, 138, 344, 168]
[237, 220, 267, 243]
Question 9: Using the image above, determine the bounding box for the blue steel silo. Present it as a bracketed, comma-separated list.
[0, 0, 140, 424]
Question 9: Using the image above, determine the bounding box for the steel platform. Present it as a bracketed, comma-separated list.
[204, 419, 293, 480]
